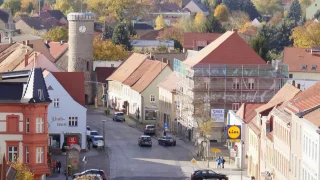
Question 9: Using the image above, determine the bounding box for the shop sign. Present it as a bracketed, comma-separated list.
[67, 136, 78, 146]
[51, 117, 67, 126]
[52, 117, 65, 121]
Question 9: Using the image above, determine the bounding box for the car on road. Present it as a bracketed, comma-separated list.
[92, 136, 104, 148]
[73, 169, 107, 180]
[138, 135, 152, 147]
[191, 170, 228, 180]
[88, 130, 99, 142]
[113, 112, 125, 122]
[158, 136, 176, 146]
[144, 124, 155, 135]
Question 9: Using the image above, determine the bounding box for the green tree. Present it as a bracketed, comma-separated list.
[214, 4, 230, 21]
[252, 0, 283, 15]
[126, 21, 136, 36]
[112, 24, 132, 50]
[250, 34, 268, 61]
[102, 23, 114, 40]
[94, 37, 129, 60]
[155, 15, 166, 30]
[286, 0, 302, 25]
[314, 10, 320, 19]
[222, 0, 260, 20]
[205, 13, 226, 33]
[45, 27, 68, 42]
[1, 0, 21, 15]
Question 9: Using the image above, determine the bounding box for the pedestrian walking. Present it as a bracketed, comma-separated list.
[216, 156, 222, 168]
[163, 130, 166, 136]
[222, 157, 225, 168]
[52, 160, 56, 173]
[57, 161, 61, 173]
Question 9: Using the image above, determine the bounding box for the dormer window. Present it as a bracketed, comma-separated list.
[38, 89, 44, 101]
[312, 65, 317, 70]
[302, 65, 307, 70]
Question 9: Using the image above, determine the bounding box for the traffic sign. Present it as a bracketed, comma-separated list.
[211, 148, 221, 153]
[164, 122, 168, 129]
[225, 125, 241, 140]
[191, 158, 197, 164]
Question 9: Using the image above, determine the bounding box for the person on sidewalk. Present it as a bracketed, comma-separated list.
[52, 160, 56, 173]
[57, 161, 61, 173]
[222, 157, 225, 168]
[216, 156, 222, 168]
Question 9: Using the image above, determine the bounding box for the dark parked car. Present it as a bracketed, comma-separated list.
[73, 169, 107, 180]
[191, 170, 228, 180]
[87, 130, 99, 142]
[113, 112, 125, 122]
[138, 135, 152, 147]
[144, 125, 155, 135]
[158, 136, 176, 146]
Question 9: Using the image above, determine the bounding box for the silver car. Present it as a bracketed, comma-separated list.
[92, 136, 104, 148]
[113, 112, 125, 121]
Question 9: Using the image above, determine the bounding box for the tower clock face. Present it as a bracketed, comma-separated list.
[79, 25, 86, 33]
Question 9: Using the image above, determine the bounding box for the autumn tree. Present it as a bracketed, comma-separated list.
[193, 12, 207, 32]
[205, 13, 225, 33]
[112, 24, 132, 50]
[11, 159, 34, 180]
[1, 0, 21, 15]
[290, 20, 320, 48]
[225, 11, 250, 30]
[214, 4, 230, 21]
[54, 0, 73, 14]
[155, 15, 166, 30]
[175, 16, 193, 32]
[222, 0, 260, 20]
[252, 0, 283, 15]
[286, 0, 302, 25]
[93, 37, 129, 60]
[269, 11, 283, 25]
[157, 26, 184, 50]
[45, 27, 68, 42]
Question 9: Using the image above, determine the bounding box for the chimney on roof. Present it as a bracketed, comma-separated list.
[267, 61, 271, 64]
[60, 40, 64, 45]
[297, 83, 301, 89]
[25, 49, 29, 67]
[9, 37, 13, 44]
[232, 29, 238, 32]
[292, 80, 295, 86]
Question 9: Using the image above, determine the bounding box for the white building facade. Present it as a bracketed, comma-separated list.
[45, 73, 87, 150]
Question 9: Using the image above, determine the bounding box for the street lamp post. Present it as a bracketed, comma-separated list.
[102, 120, 106, 148]
[240, 140, 244, 180]
[64, 146, 69, 180]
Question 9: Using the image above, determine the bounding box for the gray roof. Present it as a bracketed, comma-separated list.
[131, 40, 174, 47]
[19, 17, 53, 30]
[0, 68, 51, 104]
[184, 0, 209, 13]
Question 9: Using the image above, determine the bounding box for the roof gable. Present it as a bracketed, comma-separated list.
[131, 61, 168, 93]
[183, 31, 266, 67]
[47, 10, 66, 20]
[107, 53, 147, 82]
[158, 72, 179, 92]
[96, 67, 116, 83]
[123, 60, 156, 86]
[236, 103, 266, 123]
[48, 42, 69, 60]
[52, 72, 85, 106]
[184, 0, 208, 12]
[23, 54, 61, 72]
[183, 32, 222, 49]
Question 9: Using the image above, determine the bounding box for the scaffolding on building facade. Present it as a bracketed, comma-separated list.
[173, 58, 289, 142]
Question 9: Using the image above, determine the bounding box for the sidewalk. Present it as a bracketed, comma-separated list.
[88, 106, 246, 173]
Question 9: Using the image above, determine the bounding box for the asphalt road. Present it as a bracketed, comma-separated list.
[87, 109, 196, 180]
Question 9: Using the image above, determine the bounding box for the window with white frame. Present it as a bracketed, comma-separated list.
[36, 117, 44, 133]
[233, 78, 240, 89]
[26, 118, 30, 133]
[36, 147, 44, 163]
[69, 117, 78, 127]
[248, 78, 255, 89]
[150, 95, 156, 103]
[26, 147, 29, 163]
[53, 98, 59, 108]
[232, 103, 240, 111]
[8, 146, 18, 162]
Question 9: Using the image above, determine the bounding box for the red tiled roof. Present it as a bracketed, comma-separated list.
[49, 42, 68, 60]
[183, 31, 266, 67]
[107, 53, 147, 82]
[304, 108, 320, 126]
[96, 67, 116, 83]
[248, 117, 261, 136]
[255, 83, 301, 113]
[52, 72, 85, 106]
[236, 103, 266, 123]
[158, 72, 179, 93]
[286, 82, 320, 114]
[131, 61, 168, 93]
[183, 32, 222, 49]
[283, 47, 320, 73]
[123, 60, 156, 86]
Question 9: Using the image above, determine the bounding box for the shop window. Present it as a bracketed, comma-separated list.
[232, 103, 240, 111]
[26, 118, 30, 133]
[53, 98, 59, 108]
[8, 146, 18, 162]
[25, 147, 29, 163]
[150, 95, 156, 103]
[36, 147, 44, 163]
[36, 117, 44, 133]
[69, 117, 78, 127]
[145, 110, 157, 120]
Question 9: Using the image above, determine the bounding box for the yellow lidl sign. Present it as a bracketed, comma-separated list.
[226, 125, 241, 140]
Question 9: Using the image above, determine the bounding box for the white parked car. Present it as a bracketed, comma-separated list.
[92, 136, 104, 148]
